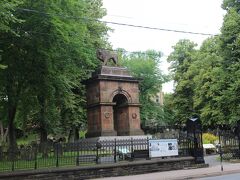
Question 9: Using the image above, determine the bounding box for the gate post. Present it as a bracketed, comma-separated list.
[235, 121, 240, 158]
[186, 115, 205, 164]
[238, 122, 240, 159]
[218, 126, 223, 171]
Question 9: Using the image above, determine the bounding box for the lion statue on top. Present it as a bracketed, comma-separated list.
[96, 49, 118, 66]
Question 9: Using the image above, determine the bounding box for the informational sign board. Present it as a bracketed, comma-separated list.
[149, 139, 178, 158]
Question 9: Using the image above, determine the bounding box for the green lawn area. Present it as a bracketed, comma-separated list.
[0, 133, 114, 172]
[0, 157, 93, 172]
[0, 150, 112, 172]
[17, 134, 39, 146]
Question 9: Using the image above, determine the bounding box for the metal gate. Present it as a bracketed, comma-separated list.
[219, 122, 240, 160]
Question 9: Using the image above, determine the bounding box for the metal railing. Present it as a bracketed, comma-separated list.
[219, 130, 240, 160]
[0, 136, 191, 172]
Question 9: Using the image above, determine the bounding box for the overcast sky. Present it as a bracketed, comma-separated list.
[102, 0, 226, 93]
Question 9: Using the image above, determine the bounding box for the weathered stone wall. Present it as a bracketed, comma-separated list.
[0, 157, 206, 180]
[87, 107, 99, 131]
[86, 81, 100, 105]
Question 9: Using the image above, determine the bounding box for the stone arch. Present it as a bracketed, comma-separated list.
[112, 94, 128, 134]
[110, 87, 132, 103]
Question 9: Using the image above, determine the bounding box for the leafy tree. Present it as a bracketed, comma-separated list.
[165, 0, 240, 127]
[0, 0, 23, 69]
[218, 0, 240, 124]
[192, 37, 225, 126]
[162, 93, 176, 125]
[119, 50, 169, 127]
[167, 37, 229, 126]
[0, 0, 109, 147]
[0, 0, 23, 34]
[222, 0, 240, 11]
[167, 39, 197, 124]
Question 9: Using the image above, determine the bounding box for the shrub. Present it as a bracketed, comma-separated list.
[203, 133, 218, 144]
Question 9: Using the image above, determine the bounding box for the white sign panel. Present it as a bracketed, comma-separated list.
[149, 139, 178, 158]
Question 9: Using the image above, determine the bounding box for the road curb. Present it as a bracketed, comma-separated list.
[170, 168, 240, 179]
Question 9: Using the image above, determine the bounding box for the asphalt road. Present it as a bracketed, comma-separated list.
[199, 172, 240, 180]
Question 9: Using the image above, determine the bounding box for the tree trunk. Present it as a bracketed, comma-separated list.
[39, 127, 49, 158]
[8, 104, 18, 160]
[0, 118, 9, 145]
[39, 121, 48, 158]
[3, 128, 8, 144]
[6, 73, 22, 151]
[38, 95, 49, 158]
[8, 105, 17, 149]
[0, 121, 3, 143]
[68, 127, 79, 142]
[40, 127, 48, 143]
[68, 129, 74, 143]
[38, 95, 48, 144]
[75, 127, 79, 141]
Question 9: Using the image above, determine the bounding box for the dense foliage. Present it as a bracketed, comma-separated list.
[119, 50, 170, 127]
[0, 0, 23, 34]
[167, 40, 197, 124]
[168, 0, 240, 127]
[0, 0, 109, 147]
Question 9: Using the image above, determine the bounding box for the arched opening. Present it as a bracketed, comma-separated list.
[113, 94, 128, 135]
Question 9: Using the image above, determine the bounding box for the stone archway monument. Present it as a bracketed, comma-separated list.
[86, 49, 144, 137]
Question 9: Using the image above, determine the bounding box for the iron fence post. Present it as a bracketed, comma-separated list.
[131, 138, 134, 161]
[237, 121, 240, 159]
[11, 150, 14, 171]
[193, 126, 197, 160]
[238, 135, 240, 159]
[96, 141, 99, 164]
[218, 127, 223, 171]
[147, 137, 151, 160]
[114, 138, 117, 163]
[34, 145, 37, 169]
[56, 143, 59, 167]
[76, 143, 80, 166]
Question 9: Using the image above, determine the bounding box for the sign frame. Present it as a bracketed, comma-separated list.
[149, 139, 178, 158]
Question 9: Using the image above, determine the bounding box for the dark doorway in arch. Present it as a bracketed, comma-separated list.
[113, 94, 128, 135]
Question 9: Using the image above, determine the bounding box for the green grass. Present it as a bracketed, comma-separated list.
[0, 155, 96, 172]
[17, 131, 87, 146]
[0, 157, 75, 172]
[17, 134, 39, 145]
[1, 132, 113, 172]
[0, 150, 112, 172]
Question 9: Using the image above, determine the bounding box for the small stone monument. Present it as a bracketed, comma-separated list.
[85, 49, 144, 137]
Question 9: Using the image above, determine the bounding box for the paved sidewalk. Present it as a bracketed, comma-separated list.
[93, 156, 240, 180]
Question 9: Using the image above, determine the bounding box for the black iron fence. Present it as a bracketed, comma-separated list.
[219, 128, 240, 160]
[0, 135, 191, 172]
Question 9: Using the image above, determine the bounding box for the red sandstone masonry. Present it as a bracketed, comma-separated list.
[86, 66, 144, 137]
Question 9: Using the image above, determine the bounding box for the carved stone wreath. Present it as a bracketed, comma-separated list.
[132, 113, 137, 119]
[104, 112, 110, 119]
